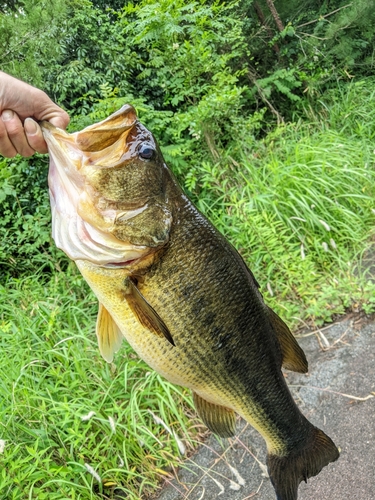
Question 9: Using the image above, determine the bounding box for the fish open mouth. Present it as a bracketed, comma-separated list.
[41, 105, 153, 267]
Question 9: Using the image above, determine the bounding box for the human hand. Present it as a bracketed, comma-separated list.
[0, 71, 70, 157]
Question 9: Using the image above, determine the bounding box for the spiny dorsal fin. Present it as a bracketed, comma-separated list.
[193, 392, 237, 438]
[96, 302, 123, 363]
[126, 278, 175, 347]
[267, 306, 308, 373]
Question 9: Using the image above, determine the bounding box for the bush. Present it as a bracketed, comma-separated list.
[0, 155, 68, 281]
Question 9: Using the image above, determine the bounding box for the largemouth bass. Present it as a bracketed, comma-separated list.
[41, 106, 339, 500]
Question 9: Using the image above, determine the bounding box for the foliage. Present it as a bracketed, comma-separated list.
[309, 0, 375, 76]
[0, 0, 132, 113]
[2, 0, 375, 134]
[43, 1, 133, 114]
[0, 155, 68, 281]
[260, 0, 375, 96]
[181, 79, 375, 327]
[0, 0, 68, 87]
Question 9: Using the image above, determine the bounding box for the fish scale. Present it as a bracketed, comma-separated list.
[42, 105, 339, 500]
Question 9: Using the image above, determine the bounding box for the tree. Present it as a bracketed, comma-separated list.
[0, 0, 68, 87]
[265, 0, 284, 32]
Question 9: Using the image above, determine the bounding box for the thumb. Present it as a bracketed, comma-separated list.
[24, 118, 48, 154]
[45, 109, 70, 130]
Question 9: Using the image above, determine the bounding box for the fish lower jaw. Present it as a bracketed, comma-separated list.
[96, 257, 142, 269]
[61, 246, 150, 269]
[60, 250, 145, 269]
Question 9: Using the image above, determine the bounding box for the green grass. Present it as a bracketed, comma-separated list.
[0, 270, 201, 499]
[184, 79, 375, 327]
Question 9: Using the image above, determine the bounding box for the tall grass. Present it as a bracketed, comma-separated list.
[0, 271, 200, 499]
[184, 80, 375, 327]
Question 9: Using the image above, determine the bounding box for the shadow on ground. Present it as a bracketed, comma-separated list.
[155, 314, 375, 500]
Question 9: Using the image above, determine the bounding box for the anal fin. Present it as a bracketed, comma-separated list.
[126, 278, 175, 347]
[193, 392, 237, 438]
[96, 302, 123, 363]
[267, 306, 308, 373]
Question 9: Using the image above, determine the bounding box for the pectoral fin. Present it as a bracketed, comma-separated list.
[267, 306, 308, 373]
[126, 278, 175, 347]
[96, 302, 123, 363]
[193, 392, 237, 438]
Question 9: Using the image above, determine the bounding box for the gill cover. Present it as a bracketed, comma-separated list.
[41, 105, 172, 267]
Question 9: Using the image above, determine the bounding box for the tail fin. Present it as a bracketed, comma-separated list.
[267, 427, 339, 500]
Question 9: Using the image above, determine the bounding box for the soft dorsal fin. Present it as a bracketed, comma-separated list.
[193, 392, 237, 438]
[267, 306, 308, 373]
[96, 302, 123, 363]
[126, 278, 175, 347]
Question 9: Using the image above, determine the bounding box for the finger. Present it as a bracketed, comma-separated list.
[1, 109, 35, 157]
[24, 118, 48, 154]
[0, 112, 18, 158]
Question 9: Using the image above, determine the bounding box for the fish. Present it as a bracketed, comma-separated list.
[41, 105, 339, 500]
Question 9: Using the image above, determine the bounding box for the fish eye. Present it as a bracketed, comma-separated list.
[139, 144, 156, 160]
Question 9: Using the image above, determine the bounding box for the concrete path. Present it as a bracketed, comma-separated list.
[155, 314, 375, 500]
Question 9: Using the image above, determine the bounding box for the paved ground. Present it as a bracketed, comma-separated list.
[155, 314, 375, 500]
